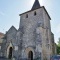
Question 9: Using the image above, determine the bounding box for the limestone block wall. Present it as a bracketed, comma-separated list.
[19, 8, 44, 59]
[42, 7, 52, 60]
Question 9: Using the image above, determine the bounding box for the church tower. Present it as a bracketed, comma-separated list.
[19, 0, 52, 60]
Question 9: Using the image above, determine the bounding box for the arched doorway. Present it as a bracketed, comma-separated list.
[8, 47, 12, 59]
[28, 51, 33, 60]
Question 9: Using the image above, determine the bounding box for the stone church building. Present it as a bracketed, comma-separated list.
[0, 0, 55, 60]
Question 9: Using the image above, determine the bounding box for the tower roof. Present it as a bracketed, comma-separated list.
[31, 0, 40, 10]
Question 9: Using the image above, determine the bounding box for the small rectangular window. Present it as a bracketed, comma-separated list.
[34, 11, 36, 16]
[26, 14, 28, 18]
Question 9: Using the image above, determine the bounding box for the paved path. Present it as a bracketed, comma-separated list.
[0, 57, 10, 60]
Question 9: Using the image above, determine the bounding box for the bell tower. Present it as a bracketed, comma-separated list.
[19, 0, 52, 60]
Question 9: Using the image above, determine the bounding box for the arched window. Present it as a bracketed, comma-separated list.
[28, 51, 33, 60]
[26, 14, 28, 18]
[34, 11, 36, 16]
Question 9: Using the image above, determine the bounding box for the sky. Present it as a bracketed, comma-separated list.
[0, 0, 60, 43]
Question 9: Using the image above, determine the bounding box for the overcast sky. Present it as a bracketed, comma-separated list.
[0, 0, 60, 43]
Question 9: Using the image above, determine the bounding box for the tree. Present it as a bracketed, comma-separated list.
[58, 38, 60, 46]
[57, 38, 60, 54]
[57, 45, 60, 54]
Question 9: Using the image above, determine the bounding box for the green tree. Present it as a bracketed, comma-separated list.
[57, 38, 60, 54]
[58, 38, 60, 46]
[57, 45, 60, 54]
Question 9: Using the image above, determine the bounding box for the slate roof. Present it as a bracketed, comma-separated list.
[2, 26, 17, 39]
[7, 26, 17, 32]
[0, 33, 4, 38]
[31, 0, 40, 10]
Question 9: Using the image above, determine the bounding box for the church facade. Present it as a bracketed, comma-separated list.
[0, 0, 55, 60]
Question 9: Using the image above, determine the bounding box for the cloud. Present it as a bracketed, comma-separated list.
[0, 11, 5, 16]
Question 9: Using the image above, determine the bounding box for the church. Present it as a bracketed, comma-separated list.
[0, 0, 55, 60]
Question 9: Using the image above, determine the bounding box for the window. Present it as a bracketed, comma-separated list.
[34, 11, 36, 16]
[26, 14, 28, 18]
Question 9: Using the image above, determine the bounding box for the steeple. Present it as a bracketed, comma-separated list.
[31, 0, 40, 10]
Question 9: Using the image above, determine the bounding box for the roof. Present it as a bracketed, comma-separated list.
[2, 26, 17, 39]
[9, 26, 17, 31]
[0, 32, 4, 43]
[0, 32, 4, 36]
[0, 32, 4, 38]
[7, 26, 17, 33]
[19, 6, 51, 20]
[31, 0, 40, 10]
